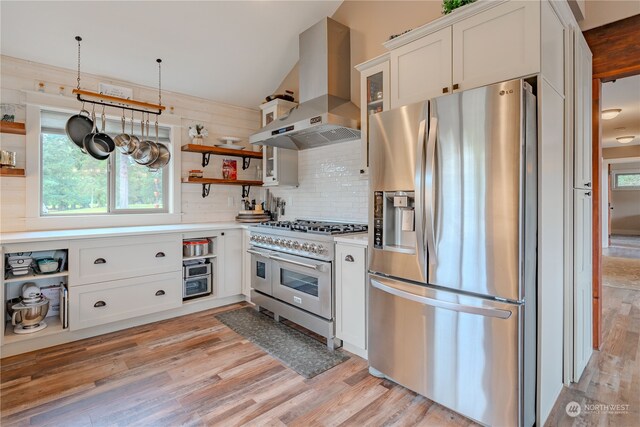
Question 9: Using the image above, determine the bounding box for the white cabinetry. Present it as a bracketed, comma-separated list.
[356, 54, 390, 173]
[218, 230, 243, 298]
[574, 31, 592, 189]
[573, 189, 592, 379]
[452, 0, 540, 92]
[69, 271, 182, 330]
[382, 0, 541, 109]
[391, 27, 452, 108]
[70, 235, 181, 285]
[335, 242, 367, 358]
[259, 99, 299, 187]
[241, 229, 251, 299]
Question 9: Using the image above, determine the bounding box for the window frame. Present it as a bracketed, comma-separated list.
[25, 92, 182, 230]
[612, 170, 640, 191]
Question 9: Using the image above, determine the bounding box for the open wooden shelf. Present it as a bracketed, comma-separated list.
[182, 144, 263, 159]
[0, 122, 26, 135]
[182, 177, 263, 198]
[182, 177, 263, 186]
[0, 168, 25, 177]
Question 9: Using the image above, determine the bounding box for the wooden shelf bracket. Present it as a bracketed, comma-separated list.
[202, 183, 212, 198]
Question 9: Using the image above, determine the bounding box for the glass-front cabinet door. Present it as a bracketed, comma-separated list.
[263, 145, 276, 184]
[356, 54, 390, 174]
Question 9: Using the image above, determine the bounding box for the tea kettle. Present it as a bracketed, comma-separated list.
[10, 282, 50, 334]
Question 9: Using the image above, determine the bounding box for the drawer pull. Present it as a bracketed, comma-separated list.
[94, 258, 107, 264]
[442, 87, 449, 94]
[94, 300, 107, 308]
[155, 290, 166, 296]
[453, 83, 460, 90]
[155, 252, 166, 258]
[345, 255, 355, 262]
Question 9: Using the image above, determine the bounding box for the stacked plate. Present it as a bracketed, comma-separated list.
[235, 210, 271, 223]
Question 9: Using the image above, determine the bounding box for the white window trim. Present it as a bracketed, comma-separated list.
[612, 168, 640, 191]
[25, 91, 182, 230]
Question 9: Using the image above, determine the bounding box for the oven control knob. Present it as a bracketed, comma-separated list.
[316, 245, 325, 254]
[309, 244, 317, 253]
[274, 239, 281, 246]
[267, 237, 273, 244]
[286, 240, 293, 248]
[292, 241, 300, 250]
[301, 243, 309, 251]
[259, 236, 266, 243]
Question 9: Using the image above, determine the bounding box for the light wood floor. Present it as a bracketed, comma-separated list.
[545, 243, 640, 426]
[1, 303, 478, 427]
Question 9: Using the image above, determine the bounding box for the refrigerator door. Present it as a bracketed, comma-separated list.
[426, 79, 536, 301]
[368, 101, 428, 283]
[369, 274, 530, 427]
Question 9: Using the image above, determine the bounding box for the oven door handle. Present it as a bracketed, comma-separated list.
[247, 249, 271, 257]
[269, 255, 325, 271]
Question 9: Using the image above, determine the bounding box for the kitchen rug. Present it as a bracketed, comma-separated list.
[214, 307, 350, 379]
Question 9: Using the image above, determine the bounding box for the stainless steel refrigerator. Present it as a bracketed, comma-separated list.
[368, 78, 537, 427]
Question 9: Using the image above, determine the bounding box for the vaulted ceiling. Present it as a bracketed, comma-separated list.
[0, 1, 342, 109]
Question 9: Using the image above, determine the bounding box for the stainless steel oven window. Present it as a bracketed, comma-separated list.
[280, 269, 319, 297]
[256, 260, 267, 279]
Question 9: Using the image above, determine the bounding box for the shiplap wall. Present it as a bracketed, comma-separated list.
[0, 55, 263, 232]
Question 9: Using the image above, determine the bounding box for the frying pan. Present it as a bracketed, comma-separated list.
[147, 120, 170, 170]
[132, 114, 159, 166]
[65, 103, 92, 153]
[83, 107, 113, 160]
[114, 109, 138, 154]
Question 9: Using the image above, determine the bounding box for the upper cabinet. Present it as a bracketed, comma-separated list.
[356, 54, 390, 173]
[390, 27, 452, 109]
[379, 0, 541, 109]
[574, 30, 592, 189]
[452, 0, 540, 92]
[259, 99, 299, 187]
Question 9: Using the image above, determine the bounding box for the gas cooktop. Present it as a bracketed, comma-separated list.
[256, 220, 367, 235]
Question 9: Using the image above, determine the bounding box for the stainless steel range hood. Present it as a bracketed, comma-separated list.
[250, 17, 360, 150]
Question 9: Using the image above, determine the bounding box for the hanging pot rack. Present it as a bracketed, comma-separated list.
[72, 36, 165, 116]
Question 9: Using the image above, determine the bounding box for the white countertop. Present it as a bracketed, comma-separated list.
[0, 222, 249, 245]
[333, 233, 368, 247]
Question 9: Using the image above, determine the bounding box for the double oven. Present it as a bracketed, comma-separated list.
[249, 247, 332, 320]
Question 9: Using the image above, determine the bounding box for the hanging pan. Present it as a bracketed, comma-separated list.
[132, 113, 159, 166]
[65, 102, 92, 153]
[84, 106, 114, 160]
[147, 119, 171, 171]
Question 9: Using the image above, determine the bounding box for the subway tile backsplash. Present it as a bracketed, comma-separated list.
[267, 140, 369, 224]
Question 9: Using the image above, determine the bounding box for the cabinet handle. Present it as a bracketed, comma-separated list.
[442, 87, 449, 94]
[453, 83, 460, 90]
[155, 252, 166, 258]
[345, 255, 355, 262]
[94, 300, 106, 308]
[155, 290, 166, 296]
[585, 182, 591, 188]
[94, 258, 106, 264]
[585, 192, 591, 197]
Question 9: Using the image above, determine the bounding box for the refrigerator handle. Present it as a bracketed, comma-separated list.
[370, 277, 512, 319]
[415, 119, 427, 271]
[425, 116, 437, 264]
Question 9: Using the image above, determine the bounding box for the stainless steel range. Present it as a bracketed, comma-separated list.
[248, 220, 367, 349]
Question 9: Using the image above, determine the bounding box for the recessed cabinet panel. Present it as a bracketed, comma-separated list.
[335, 243, 367, 353]
[574, 31, 592, 188]
[391, 27, 452, 108]
[452, 0, 540, 91]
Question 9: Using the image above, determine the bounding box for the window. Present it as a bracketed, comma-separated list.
[40, 110, 171, 216]
[613, 171, 640, 190]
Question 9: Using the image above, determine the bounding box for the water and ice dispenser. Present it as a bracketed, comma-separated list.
[373, 191, 416, 253]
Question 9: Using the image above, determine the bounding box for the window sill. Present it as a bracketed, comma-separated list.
[25, 212, 183, 231]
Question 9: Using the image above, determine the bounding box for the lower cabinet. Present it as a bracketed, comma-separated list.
[335, 243, 367, 358]
[69, 271, 182, 330]
[218, 230, 243, 298]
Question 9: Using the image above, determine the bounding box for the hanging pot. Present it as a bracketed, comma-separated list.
[147, 120, 171, 170]
[114, 109, 138, 154]
[66, 103, 92, 153]
[84, 106, 113, 160]
[132, 113, 159, 166]
[81, 105, 107, 159]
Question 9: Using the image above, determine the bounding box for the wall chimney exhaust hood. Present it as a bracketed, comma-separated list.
[250, 17, 360, 150]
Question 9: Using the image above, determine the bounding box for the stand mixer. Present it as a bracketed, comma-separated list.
[10, 282, 50, 334]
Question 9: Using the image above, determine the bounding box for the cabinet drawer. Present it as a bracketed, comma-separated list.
[71, 234, 181, 285]
[69, 271, 182, 330]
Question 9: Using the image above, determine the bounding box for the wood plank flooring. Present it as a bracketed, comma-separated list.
[545, 245, 640, 426]
[1, 303, 478, 426]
